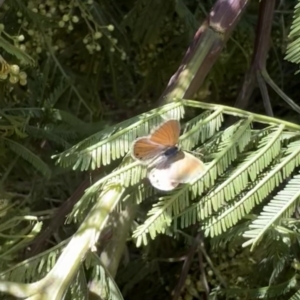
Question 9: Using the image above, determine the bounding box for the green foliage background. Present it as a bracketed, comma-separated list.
[0, 0, 300, 299]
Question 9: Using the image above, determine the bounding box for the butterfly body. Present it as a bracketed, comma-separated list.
[131, 119, 205, 191]
[163, 146, 179, 158]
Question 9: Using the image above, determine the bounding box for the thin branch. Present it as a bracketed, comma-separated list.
[199, 243, 227, 288]
[257, 72, 273, 116]
[197, 233, 209, 299]
[262, 69, 300, 114]
[172, 233, 202, 300]
[234, 0, 300, 116]
[235, 0, 275, 112]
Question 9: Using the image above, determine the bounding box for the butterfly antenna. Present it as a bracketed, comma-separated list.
[185, 150, 203, 158]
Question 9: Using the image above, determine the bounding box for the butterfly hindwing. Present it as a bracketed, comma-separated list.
[148, 151, 205, 191]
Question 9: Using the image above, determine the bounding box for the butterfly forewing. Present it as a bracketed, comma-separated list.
[131, 119, 181, 164]
[149, 119, 180, 146]
[132, 137, 167, 163]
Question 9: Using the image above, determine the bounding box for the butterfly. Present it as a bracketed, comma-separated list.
[131, 119, 205, 191]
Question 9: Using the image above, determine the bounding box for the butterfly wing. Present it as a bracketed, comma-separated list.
[148, 151, 205, 191]
[149, 119, 180, 146]
[148, 168, 180, 191]
[131, 119, 180, 164]
[131, 137, 167, 163]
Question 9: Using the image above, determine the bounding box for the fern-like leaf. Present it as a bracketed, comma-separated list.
[210, 219, 253, 249]
[68, 266, 88, 300]
[0, 222, 42, 261]
[285, 0, 300, 68]
[171, 118, 255, 232]
[26, 126, 71, 148]
[67, 157, 147, 223]
[4, 138, 51, 178]
[55, 100, 300, 247]
[1, 108, 45, 118]
[53, 102, 184, 170]
[0, 241, 67, 282]
[180, 108, 224, 150]
[0, 36, 35, 66]
[269, 254, 289, 285]
[225, 275, 298, 299]
[133, 117, 253, 246]
[85, 252, 124, 300]
[204, 140, 300, 238]
[174, 0, 198, 38]
[202, 125, 282, 218]
[243, 172, 300, 249]
[121, 0, 172, 44]
[290, 289, 300, 300]
[49, 109, 98, 135]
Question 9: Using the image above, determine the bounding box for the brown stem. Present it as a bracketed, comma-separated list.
[234, 0, 276, 112]
[172, 233, 201, 300]
[197, 233, 209, 298]
[257, 72, 273, 116]
[158, 0, 250, 105]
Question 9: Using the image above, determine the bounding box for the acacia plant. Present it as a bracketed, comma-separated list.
[0, 0, 300, 300]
